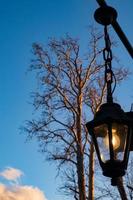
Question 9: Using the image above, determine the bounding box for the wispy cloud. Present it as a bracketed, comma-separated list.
[0, 183, 48, 200]
[0, 167, 48, 200]
[0, 167, 23, 182]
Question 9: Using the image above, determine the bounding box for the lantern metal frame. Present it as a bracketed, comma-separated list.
[86, 103, 133, 182]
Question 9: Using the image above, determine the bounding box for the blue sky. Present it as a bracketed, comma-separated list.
[0, 0, 132, 199]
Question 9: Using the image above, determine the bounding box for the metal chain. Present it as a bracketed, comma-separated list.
[103, 26, 113, 103]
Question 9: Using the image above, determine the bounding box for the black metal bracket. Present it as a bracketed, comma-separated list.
[95, 0, 133, 59]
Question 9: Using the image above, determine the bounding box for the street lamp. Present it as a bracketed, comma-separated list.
[86, 0, 133, 186]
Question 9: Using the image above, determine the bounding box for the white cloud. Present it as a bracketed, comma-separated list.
[0, 167, 23, 182]
[0, 183, 48, 200]
[0, 167, 48, 200]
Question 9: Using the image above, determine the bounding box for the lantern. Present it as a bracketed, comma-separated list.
[86, 103, 133, 183]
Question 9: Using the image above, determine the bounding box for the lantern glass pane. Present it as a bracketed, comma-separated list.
[94, 123, 128, 162]
[112, 123, 128, 161]
[94, 124, 110, 162]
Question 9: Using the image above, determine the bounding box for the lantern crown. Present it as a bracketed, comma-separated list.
[86, 103, 131, 130]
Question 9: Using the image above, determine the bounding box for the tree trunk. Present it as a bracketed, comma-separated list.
[88, 142, 94, 200]
[76, 93, 86, 200]
[77, 143, 86, 200]
[116, 177, 128, 200]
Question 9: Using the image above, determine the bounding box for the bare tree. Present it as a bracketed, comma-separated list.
[24, 27, 129, 200]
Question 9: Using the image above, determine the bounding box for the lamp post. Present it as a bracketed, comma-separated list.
[86, 0, 133, 186]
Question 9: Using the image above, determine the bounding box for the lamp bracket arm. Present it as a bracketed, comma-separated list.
[96, 0, 107, 7]
[96, 0, 133, 59]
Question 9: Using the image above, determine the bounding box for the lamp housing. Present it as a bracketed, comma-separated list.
[86, 102, 133, 179]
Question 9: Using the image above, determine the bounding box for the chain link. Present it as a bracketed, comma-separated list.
[103, 26, 112, 61]
[103, 26, 113, 103]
